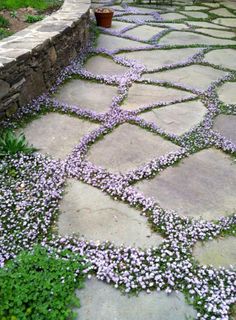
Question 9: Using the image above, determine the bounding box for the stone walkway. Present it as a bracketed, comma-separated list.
[18, 0, 236, 318]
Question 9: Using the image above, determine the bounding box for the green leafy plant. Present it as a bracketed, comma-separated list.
[0, 28, 12, 39]
[25, 14, 44, 23]
[0, 130, 37, 157]
[0, 15, 10, 27]
[0, 246, 86, 320]
[0, 0, 63, 11]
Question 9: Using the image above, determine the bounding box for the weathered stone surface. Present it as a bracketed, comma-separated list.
[116, 48, 199, 71]
[211, 8, 235, 17]
[221, 1, 236, 10]
[75, 278, 197, 320]
[96, 34, 150, 51]
[161, 12, 186, 20]
[186, 21, 228, 29]
[19, 113, 99, 159]
[204, 49, 236, 70]
[193, 237, 236, 268]
[122, 83, 195, 111]
[181, 11, 208, 18]
[213, 115, 236, 144]
[84, 55, 128, 76]
[195, 28, 235, 38]
[201, 2, 219, 8]
[136, 149, 236, 220]
[213, 18, 236, 27]
[184, 5, 208, 10]
[155, 22, 188, 30]
[217, 82, 236, 104]
[87, 123, 180, 173]
[0, 80, 10, 100]
[159, 31, 236, 46]
[59, 180, 163, 247]
[118, 14, 156, 22]
[110, 20, 135, 31]
[141, 65, 227, 91]
[139, 100, 207, 135]
[55, 79, 117, 113]
[124, 25, 165, 41]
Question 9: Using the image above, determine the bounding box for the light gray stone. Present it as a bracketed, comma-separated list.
[55, 79, 117, 113]
[118, 14, 156, 22]
[141, 65, 227, 91]
[193, 236, 236, 268]
[184, 5, 208, 10]
[201, 2, 219, 8]
[110, 20, 136, 31]
[116, 47, 199, 71]
[19, 113, 99, 159]
[221, 1, 236, 10]
[84, 55, 128, 76]
[213, 115, 236, 144]
[217, 82, 236, 104]
[87, 123, 180, 173]
[59, 180, 163, 248]
[75, 278, 197, 320]
[122, 83, 195, 111]
[136, 149, 236, 220]
[210, 7, 235, 17]
[124, 25, 165, 41]
[160, 12, 186, 20]
[186, 21, 228, 29]
[154, 22, 189, 30]
[159, 31, 236, 46]
[134, 7, 160, 14]
[213, 18, 236, 27]
[195, 28, 235, 38]
[181, 11, 208, 18]
[139, 100, 207, 135]
[204, 49, 236, 70]
[96, 34, 150, 51]
[0, 80, 10, 100]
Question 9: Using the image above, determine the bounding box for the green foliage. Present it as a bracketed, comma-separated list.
[0, 246, 86, 320]
[0, 15, 10, 27]
[0, 28, 12, 39]
[0, 0, 63, 10]
[0, 130, 37, 157]
[25, 14, 44, 23]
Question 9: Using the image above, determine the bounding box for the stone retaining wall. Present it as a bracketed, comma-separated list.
[0, 0, 91, 119]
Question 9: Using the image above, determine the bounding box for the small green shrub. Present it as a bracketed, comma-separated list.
[0, 0, 63, 11]
[0, 130, 37, 157]
[25, 14, 44, 23]
[0, 28, 12, 39]
[0, 246, 86, 320]
[0, 15, 10, 28]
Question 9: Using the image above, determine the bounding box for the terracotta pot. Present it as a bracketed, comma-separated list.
[95, 9, 114, 28]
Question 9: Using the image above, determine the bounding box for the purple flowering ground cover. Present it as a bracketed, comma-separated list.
[0, 0, 236, 319]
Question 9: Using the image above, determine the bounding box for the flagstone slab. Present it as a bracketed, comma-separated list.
[160, 12, 186, 20]
[204, 49, 236, 70]
[141, 65, 227, 91]
[133, 6, 160, 14]
[96, 34, 150, 51]
[210, 8, 235, 17]
[185, 5, 208, 11]
[213, 115, 236, 144]
[84, 56, 128, 76]
[19, 113, 99, 159]
[55, 79, 117, 113]
[122, 83, 195, 111]
[193, 236, 236, 268]
[181, 11, 208, 19]
[75, 278, 197, 320]
[186, 21, 228, 29]
[87, 123, 180, 173]
[116, 48, 200, 71]
[217, 82, 236, 104]
[110, 20, 136, 31]
[139, 100, 207, 135]
[220, 1, 236, 10]
[124, 25, 165, 41]
[195, 28, 235, 38]
[118, 14, 156, 22]
[213, 18, 236, 27]
[201, 2, 219, 8]
[58, 180, 162, 248]
[155, 22, 189, 30]
[136, 149, 236, 220]
[159, 31, 236, 46]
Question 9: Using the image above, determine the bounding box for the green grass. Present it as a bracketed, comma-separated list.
[0, 0, 63, 11]
[0, 28, 12, 40]
[25, 14, 45, 23]
[0, 15, 9, 27]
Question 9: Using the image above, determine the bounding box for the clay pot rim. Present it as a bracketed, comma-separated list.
[94, 7, 114, 14]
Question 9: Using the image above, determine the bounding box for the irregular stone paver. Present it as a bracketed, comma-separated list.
[181, 11, 208, 19]
[159, 31, 236, 46]
[19, 113, 99, 159]
[116, 48, 200, 71]
[186, 21, 228, 29]
[201, 2, 219, 8]
[134, 7, 159, 13]
[59, 180, 163, 247]
[210, 8, 235, 17]
[213, 115, 236, 144]
[213, 18, 236, 27]
[118, 14, 156, 22]
[84, 55, 128, 76]
[110, 20, 136, 31]
[222, 1, 236, 10]
[193, 237, 236, 268]
[136, 149, 236, 220]
[124, 25, 165, 41]
[55, 79, 117, 113]
[76, 278, 197, 320]
[87, 123, 180, 173]
[185, 5, 208, 10]
[122, 83, 195, 111]
[96, 34, 150, 51]
[217, 82, 236, 104]
[141, 65, 227, 91]
[154, 22, 189, 30]
[204, 49, 236, 70]
[160, 12, 186, 20]
[139, 100, 207, 136]
[195, 28, 235, 38]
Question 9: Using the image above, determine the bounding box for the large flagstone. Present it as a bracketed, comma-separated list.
[135, 149, 236, 220]
[213, 115, 236, 144]
[186, 21, 228, 29]
[84, 55, 128, 76]
[117, 14, 156, 22]
[116, 48, 200, 71]
[213, 17, 236, 27]
[159, 31, 236, 46]
[217, 82, 236, 104]
[55, 79, 117, 113]
[160, 12, 186, 20]
[195, 28, 235, 38]
[110, 20, 136, 32]
[139, 100, 207, 135]
[181, 11, 208, 19]
[96, 34, 150, 51]
[204, 49, 236, 70]
[210, 7, 235, 17]
[87, 123, 180, 173]
[193, 236, 236, 268]
[122, 83, 195, 110]
[58, 180, 162, 248]
[18, 113, 99, 159]
[184, 5, 208, 10]
[75, 278, 197, 320]
[124, 25, 165, 41]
